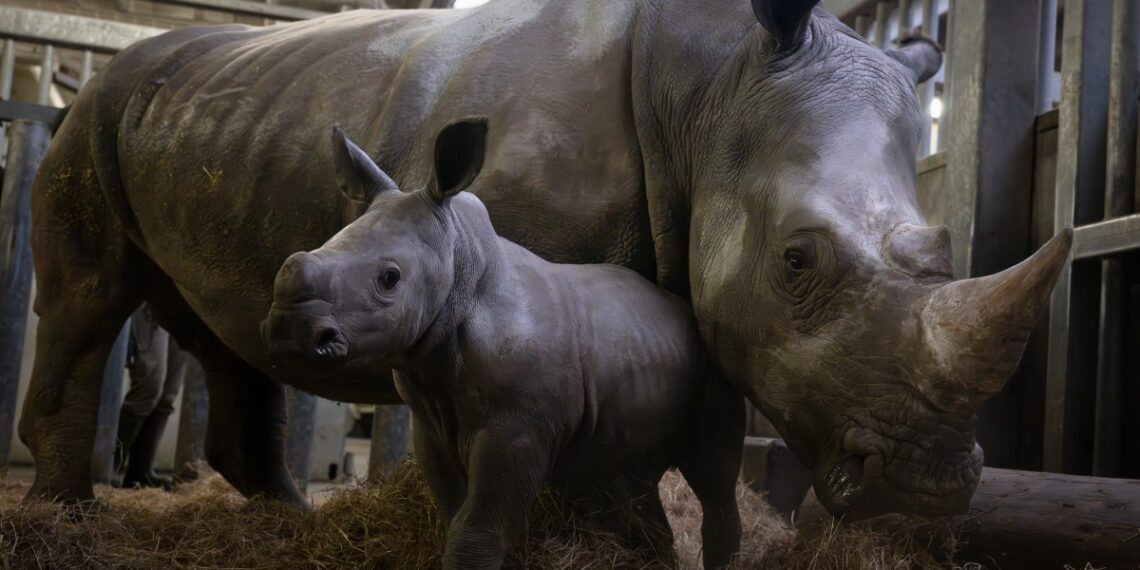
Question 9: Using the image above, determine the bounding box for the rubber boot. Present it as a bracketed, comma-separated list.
[113, 410, 148, 487]
[122, 411, 174, 491]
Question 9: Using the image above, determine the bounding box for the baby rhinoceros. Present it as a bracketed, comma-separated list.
[262, 118, 746, 570]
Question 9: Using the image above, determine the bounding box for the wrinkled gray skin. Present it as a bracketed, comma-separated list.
[264, 120, 745, 569]
[21, 0, 1071, 516]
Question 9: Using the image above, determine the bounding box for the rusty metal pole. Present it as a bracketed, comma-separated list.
[91, 324, 128, 484]
[0, 119, 50, 475]
[285, 387, 316, 491]
[174, 358, 208, 477]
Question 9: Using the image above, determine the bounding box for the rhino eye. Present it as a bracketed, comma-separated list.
[785, 249, 811, 275]
[379, 268, 401, 290]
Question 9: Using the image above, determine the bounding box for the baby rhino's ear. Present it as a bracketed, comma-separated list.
[427, 116, 488, 205]
[332, 125, 401, 203]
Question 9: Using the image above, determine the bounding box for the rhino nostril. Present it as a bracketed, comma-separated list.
[313, 327, 346, 358]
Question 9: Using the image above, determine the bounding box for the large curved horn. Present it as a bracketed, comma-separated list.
[921, 230, 1072, 410]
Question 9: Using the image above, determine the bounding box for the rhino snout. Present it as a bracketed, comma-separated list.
[262, 307, 350, 362]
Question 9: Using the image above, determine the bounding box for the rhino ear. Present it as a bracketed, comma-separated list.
[427, 116, 488, 205]
[888, 34, 943, 84]
[331, 125, 400, 203]
[751, 0, 820, 49]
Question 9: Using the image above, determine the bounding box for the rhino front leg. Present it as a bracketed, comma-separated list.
[200, 353, 305, 506]
[444, 426, 549, 570]
[677, 377, 746, 569]
[413, 418, 467, 522]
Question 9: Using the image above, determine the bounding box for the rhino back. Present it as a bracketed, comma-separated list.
[90, 1, 650, 378]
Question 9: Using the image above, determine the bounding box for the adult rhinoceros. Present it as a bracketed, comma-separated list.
[21, 0, 1070, 517]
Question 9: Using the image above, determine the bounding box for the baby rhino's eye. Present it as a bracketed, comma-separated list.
[379, 268, 401, 290]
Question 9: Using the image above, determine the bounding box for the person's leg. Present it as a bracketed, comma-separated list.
[114, 307, 167, 481]
[123, 333, 186, 489]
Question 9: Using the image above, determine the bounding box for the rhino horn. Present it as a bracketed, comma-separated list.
[921, 230, 1072, 410]
[751, 0, 820, 50]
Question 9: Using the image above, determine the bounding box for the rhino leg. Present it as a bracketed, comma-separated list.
[625, 475, 677, 566]
[200, 360, 304, 505]
[676, 378, 746, 569]
[19, 160, 144, 503]
[443, 425, 549, 570]
[412, 417, 467, 521]
[141, 281, 304, 507]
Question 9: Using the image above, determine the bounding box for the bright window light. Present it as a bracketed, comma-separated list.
[930, 97, 943, 119]
[453, 0, 489, 8]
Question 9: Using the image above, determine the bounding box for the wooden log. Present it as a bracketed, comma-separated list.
[795, 467, 1140, 569]
[953, 468, 1140, 569]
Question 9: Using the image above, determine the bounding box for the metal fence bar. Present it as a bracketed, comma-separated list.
[150, 0, 326, 21]
[1093, 0, 1139, 477]
[1037, 0, 1059, 112]
[35, 45, 53, 106]
[855, 14, 873, 39]
[898, 0, 913, 33]
[0, 40, 13, 100]
[0, 119, 50, 476]
[0, 8, 163, 55]
[918, 0, 940, 157]
[1045, 0, 1113, 474]
[79, 50, 94, 89]
[874, 1, 891, 48]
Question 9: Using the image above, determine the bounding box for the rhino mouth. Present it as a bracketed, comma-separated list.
[261, 303, 351, 364]
[814, 429, 983, 517]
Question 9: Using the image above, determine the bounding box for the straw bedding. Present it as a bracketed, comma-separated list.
[0, 461, 966, 569]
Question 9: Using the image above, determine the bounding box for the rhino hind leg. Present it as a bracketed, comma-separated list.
[675, 378, 746, 569]
[141, 283, 305, 506]
[19, 162, 146, 504]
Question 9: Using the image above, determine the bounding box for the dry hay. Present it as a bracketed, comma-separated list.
[0, 461, 968, 569]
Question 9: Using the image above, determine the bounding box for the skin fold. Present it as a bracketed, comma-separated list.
[21, 0, 1068, 516]
[263, 120, 745, 569]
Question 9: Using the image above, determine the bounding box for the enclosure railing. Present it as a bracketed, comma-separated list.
[1044, 0, 1140, 477]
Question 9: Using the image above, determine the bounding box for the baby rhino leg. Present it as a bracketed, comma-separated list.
[677, 378, 746, 569]
[443, 425, 550, 570]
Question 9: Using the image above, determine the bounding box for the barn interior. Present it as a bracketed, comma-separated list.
[1, 0, 1138, 568]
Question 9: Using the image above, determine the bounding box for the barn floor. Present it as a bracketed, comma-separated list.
[0, 445, 970, 569]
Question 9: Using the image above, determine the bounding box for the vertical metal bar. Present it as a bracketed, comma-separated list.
[35, 45, 54, 106]
[174, 358, 208, 476]
[874, 1, 891, 48]
[0, 39, 14, 100]
[898, 0, 914, 35]
[1093, 0, 1138, 477]
[368, 404, 410, 479]
[91, 323, 129, 484]
[0, 120, 50, 476]
[856, 14, 873, 39]
[1045, 0, 1113, 474]
[79, 50, 94, 89]
[939, 0, 955, 152]
[1037, 0, 1059, 113]
[285, 387, 316, 492]
[918, 0, 941, 157]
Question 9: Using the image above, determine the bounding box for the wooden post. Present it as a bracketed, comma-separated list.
[944, 0, 1046, 468]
